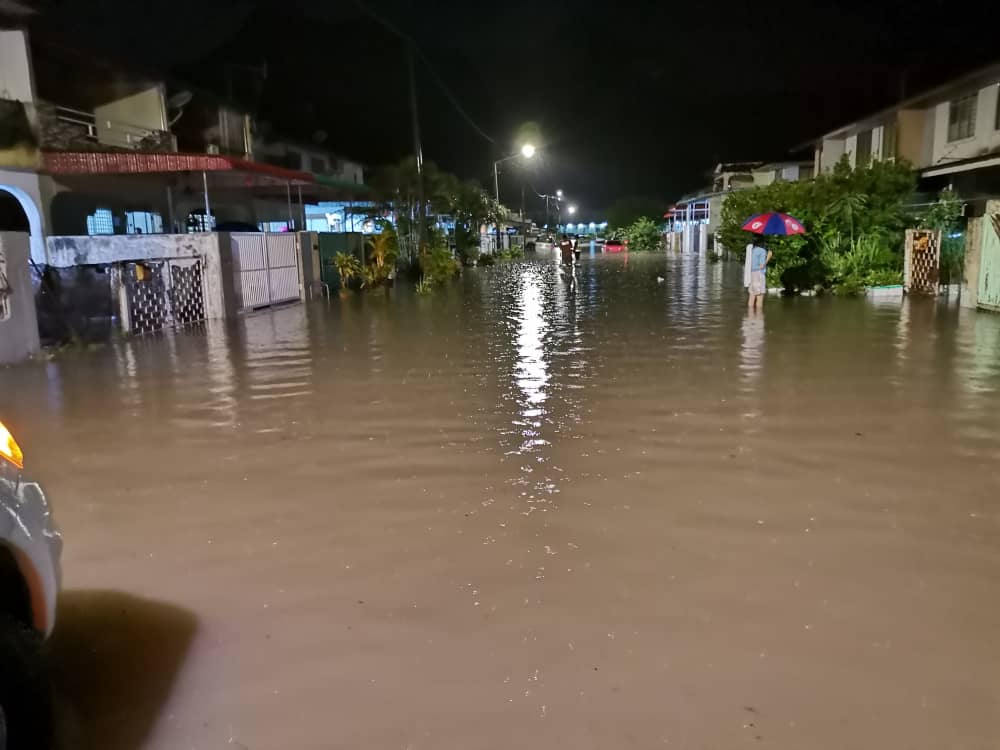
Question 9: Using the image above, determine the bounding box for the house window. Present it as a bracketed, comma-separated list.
[882, 121, 897, 161]
[86, 208, 115, 235]
[855, 130, 872, 166]
[126, 211, 163, 235]
[186, 211, 215, 233]
[948, 93, 977, 141]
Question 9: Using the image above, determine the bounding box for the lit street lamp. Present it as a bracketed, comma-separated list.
[568, 205, 577, 215]
[493, 143, 536, 204]
[556, 189, 563, 198]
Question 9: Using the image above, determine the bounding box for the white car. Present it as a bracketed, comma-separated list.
[0, 420, 62, 750]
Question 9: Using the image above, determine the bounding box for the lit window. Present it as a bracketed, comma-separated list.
[86, 208, 114, 235]
[126, 211, 163, 234]
[186, 211, 216, 233]
[947, 93, 977, 141]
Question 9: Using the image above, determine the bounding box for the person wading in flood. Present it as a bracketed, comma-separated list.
[559, 234, 575, 266]
[748, 239, 772, 311]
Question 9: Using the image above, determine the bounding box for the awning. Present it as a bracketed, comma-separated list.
[42, 151, 316, 184]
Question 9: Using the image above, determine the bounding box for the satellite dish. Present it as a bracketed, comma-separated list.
[167, 90, 193, 109]
[167, 90, 193, 127]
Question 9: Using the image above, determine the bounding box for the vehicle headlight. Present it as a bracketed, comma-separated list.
[0, 420, 24, 469]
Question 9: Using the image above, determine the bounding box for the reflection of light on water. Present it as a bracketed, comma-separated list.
[739, 312, 765, 383]
[514, 270, 550, 453]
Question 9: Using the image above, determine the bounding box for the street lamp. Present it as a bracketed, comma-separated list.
[568, 205, 577, 215]
[493, 143, 536, 204]
[556, 189, 563, 198]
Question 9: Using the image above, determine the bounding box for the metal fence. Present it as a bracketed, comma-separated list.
[118, 258, 206, 335]
[231, 232, 301, 312]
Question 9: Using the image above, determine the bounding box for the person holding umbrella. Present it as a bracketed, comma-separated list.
[741, 211, 806, 310]
[747, 239, 772, 310]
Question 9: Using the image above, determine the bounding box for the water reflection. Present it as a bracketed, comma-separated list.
[513, 269, 550, 454]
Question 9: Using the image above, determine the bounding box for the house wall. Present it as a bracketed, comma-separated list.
[0, 231, 40, 363]
[93, 86, 168, 148]
[897, 109, 928, 165]
[930, 83, 1000, 166]
[0, 169, 47, 264]
[819, 137, 845, 172]
[0, 30, 35, 103]
[845, 134, 858, 167]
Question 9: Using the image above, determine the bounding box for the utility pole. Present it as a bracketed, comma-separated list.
[407, 42, 424, 257]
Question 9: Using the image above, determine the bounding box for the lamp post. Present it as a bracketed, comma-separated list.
[493, 143, 536, 204]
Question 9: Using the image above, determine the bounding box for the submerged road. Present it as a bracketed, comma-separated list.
[3, 252, 999, 749]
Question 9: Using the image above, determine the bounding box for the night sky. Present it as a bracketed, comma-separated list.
[25, 0, 1000, 218]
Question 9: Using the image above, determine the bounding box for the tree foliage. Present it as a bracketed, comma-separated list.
[623, 217, 663, 252]
[719, 157, 917, 290]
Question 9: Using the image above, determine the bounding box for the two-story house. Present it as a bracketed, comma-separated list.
[810, 61, 1000, 209]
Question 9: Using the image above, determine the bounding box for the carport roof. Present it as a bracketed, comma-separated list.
[42, 151, 317, 184]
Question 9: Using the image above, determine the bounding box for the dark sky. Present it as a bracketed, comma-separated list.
[26, 0, 1000, 218]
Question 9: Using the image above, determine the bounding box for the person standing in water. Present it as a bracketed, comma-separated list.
[558, 234, 574, 266]
[748, 239, 772, 310]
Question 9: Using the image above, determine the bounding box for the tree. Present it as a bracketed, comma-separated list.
[607, 196, 666, 230]
[623, 217, 663, 252]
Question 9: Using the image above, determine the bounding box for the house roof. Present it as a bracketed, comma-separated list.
[42, 150, 316, 183]
[799, 59, 1000, 148]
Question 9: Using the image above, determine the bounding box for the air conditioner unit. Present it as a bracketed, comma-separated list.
[206, 144, 220, 155]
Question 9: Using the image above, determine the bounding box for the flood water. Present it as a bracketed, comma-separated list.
[3, 252, 1000, 749]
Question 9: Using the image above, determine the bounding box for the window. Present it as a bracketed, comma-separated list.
[855, 130, 872, 166]
[882, 121, 897, 161]
[186, 211, 215, 233]
[126, 211, 163, 235]
[948, 93, 977, 141]
[257, 221, 291, 232]
[308, 155, 328, 173]
[86, 208, 114, 235]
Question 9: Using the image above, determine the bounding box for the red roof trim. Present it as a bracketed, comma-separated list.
[42, 151, 316, 184]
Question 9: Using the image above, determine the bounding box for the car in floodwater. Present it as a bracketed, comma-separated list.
[605, 237, 627, 253]
[0, 420, 62, 750]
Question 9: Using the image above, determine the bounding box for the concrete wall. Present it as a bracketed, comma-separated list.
[0, 169, 47, 264]
[0, 232, 40, 363]
[961, 213, 982, 309]
[930, 83, 1000, 166]
[43, 232, 244, 321]
[0, 30, 35, 103]
[93, 86, 168, 149]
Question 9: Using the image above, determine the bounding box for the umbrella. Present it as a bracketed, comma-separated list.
[742, 212, 806, 236]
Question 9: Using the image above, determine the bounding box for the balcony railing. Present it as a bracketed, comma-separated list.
[35, 101, 177, 153]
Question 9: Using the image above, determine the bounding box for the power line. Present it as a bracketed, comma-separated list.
[349, 0, 496, 145]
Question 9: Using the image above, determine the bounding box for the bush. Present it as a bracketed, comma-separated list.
[623, 217, 663, 252]
[331, 252, 362, 290]
[719, 157, 916, 290]
[419, 242, 460, 287]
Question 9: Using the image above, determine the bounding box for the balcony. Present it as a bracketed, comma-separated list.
[33, 101, 177, 153]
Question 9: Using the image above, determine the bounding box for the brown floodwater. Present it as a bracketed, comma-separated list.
[3, 252, 1000, 749]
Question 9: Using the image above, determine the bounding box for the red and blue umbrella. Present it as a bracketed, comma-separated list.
[742, 212, 807, 236]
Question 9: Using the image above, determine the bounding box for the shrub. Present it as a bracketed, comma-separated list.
[623, 217, 663, 252]
[719, 157, 916, 290]
[332, 252, 362, 290]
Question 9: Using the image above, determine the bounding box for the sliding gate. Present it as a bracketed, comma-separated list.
[231, 232, 301, 312]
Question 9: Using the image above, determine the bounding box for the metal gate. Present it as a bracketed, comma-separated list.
[119, 258, 206, 335]
[978, 212, 1000, 311]
[904, 229, 941, 294]
[231, 232, 301, 312]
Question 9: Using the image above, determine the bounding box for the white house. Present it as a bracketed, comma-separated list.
[810, 62, 1000, 200]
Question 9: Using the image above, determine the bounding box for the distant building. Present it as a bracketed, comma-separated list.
[667, 160, 813, 253]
